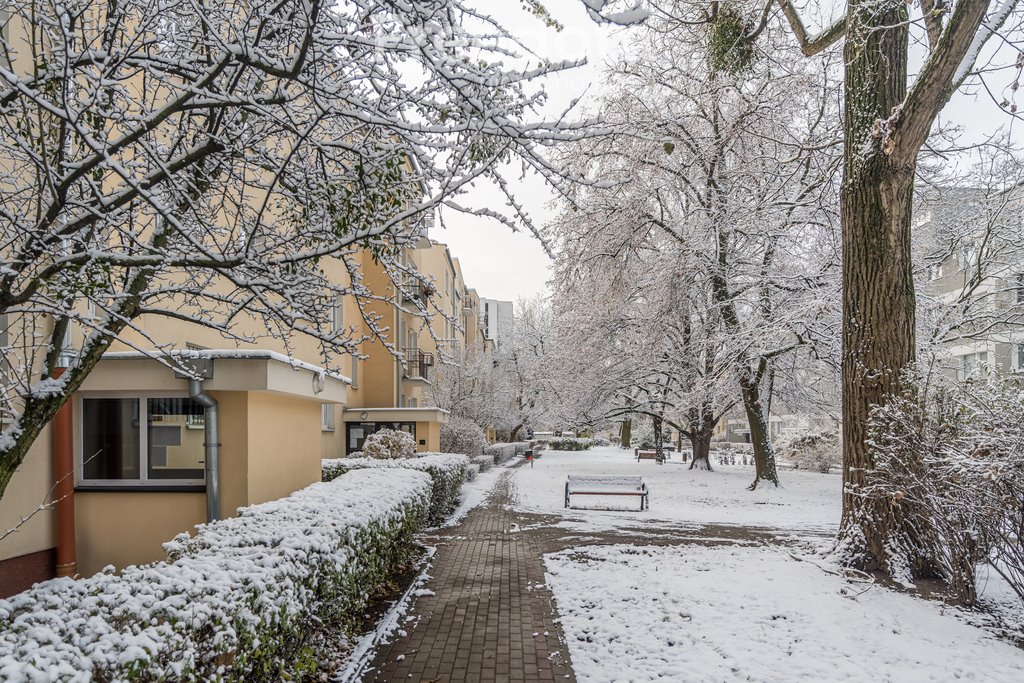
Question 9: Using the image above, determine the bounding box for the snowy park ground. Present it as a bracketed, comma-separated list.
[513, 446, 1024, 683]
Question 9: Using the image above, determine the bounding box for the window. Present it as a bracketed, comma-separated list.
[350, 354, 359, 389]
[321, 404, 336, 431]
[345, 422, 415, 455]
[1017, 344, 1024, 372]
[960, 351, 989, 377]
[80, 396, 206, 486]
[331, 294, 344, 332]
[1016, 273, 1024, 305]
[927, 263, 941, 281]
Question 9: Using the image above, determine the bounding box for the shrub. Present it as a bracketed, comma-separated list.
[323, 453, 469, 527]
[546, 437, 592, 451]
[464, 463, 480, 482]
[511, 441, 531, 455]
[0, 469, 431, 681]
[865, 371, 1024, 606]
[360, 428, 417, 459]
[484, 443, 517, 464]
[776, 429, 840, 473]
[440, 416, 487, 456]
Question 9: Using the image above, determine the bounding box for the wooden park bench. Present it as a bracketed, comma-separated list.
[564, 474, 649, 511]
[635, 448, 671, 462]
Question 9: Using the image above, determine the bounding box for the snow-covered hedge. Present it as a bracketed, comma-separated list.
[511, 441, 531, 455]
[471, 455, 493, 472]
[0, 469, 431, 682]
[361, 428, 417, 459]
[484, 443, 517, 464]
[440, 416, 486, 456]
[323, 453, 470, 527]
[547, 437, 592, 451]
[775, 429, 840, 473]
[465, 463, 481, 482]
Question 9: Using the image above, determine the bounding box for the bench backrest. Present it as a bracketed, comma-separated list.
[567, 474, 645, 491]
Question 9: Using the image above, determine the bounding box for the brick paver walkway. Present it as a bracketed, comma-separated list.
[354, 465, 824, 683]
[361, 469, 574, 682]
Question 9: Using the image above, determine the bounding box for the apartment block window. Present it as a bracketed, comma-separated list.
[1016, 273, 1024, 304]
[321, 404, 336, 432]
[1017, 344, 1024, 372]
[960, 351, 989, 377]
[350, 354, 359, 389]
[80, 396, 206, 487]
[927, 263, 941, 281]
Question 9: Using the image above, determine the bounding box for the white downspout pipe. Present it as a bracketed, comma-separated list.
[189, 379, 220, 522]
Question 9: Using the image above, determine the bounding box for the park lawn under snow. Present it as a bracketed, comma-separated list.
[545, 544, 1024, 683]
[513, 446, 841, 532]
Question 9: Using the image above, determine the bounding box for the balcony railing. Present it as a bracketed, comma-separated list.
[398, 275, 435, 304]
[402, 348, 434, 381]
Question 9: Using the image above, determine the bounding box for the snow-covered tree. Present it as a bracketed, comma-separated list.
[0, 1, 590, 500]
[547, 9, 842, 486]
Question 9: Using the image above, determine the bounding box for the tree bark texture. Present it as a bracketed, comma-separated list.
[620, 418, 632, 448]
[739, 372, 778, 488]
[687, 405, 715, 470]
[836, 0, 921, 572]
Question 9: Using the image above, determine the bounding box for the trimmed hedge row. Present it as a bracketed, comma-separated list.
[0, 469, 432, 682]
[483, 443, 517, 464]
[546, 437, 592, 451]
[322, 453, 469, 527]
[471, 455, 494, 472]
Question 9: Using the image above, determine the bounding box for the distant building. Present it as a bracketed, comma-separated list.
[915, 183, 1024, 379]
[480, 298, 514, 345]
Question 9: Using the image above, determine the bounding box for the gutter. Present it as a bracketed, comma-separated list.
[188, 379, 220, 523]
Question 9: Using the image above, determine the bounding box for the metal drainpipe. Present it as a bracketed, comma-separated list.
[188, 379, 219, 522]
[51, 367, 76, 578]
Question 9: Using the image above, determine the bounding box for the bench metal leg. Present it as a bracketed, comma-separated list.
[564, 482, 569, 508]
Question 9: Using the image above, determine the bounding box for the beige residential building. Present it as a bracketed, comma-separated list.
[0, 5, 498, 596]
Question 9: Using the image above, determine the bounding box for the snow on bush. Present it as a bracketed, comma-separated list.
[547, 437, 592, 451]
[323, 453, 470, 527]
[511, 441, 531, 455]
[471, 455, 493, 473]
[775, 429, 841, 473]
[360, 428, 417, 459]
[865, 371, 1024, 606]
[440, 416, 486, 456]
[484, 443, 517, 465]
[0, 469, 431, 682]
[464, 463, 480, 482]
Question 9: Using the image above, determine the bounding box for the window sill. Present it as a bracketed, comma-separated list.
[75, 485, 206, 493]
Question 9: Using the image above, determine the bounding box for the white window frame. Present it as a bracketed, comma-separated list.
[321, 403, 336, 432]
[331, 294, 344, 332]
[77, 392, 206, 488]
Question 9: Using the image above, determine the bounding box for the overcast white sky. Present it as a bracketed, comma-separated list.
[432, 2, 1022, 304]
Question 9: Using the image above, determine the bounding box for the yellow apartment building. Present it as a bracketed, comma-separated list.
[321, 238, 489, 458]
[0, 4, 499, 596]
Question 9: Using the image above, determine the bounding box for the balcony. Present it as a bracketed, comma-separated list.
[398, 275, 435, 305]
[402, 348, 434, 382]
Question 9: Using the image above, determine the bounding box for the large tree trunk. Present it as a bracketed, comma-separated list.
[653, 415, 664, 461]
[739, 371, 778, 488]
[688, 430, 713, 471]
[687, 405, 715, 471]
[835, 1, 926, 576]
[620, 418, 632, 449]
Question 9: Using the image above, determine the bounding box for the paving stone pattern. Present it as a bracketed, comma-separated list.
[363, 471, 574, 682]
[360, 465, 824, 682]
